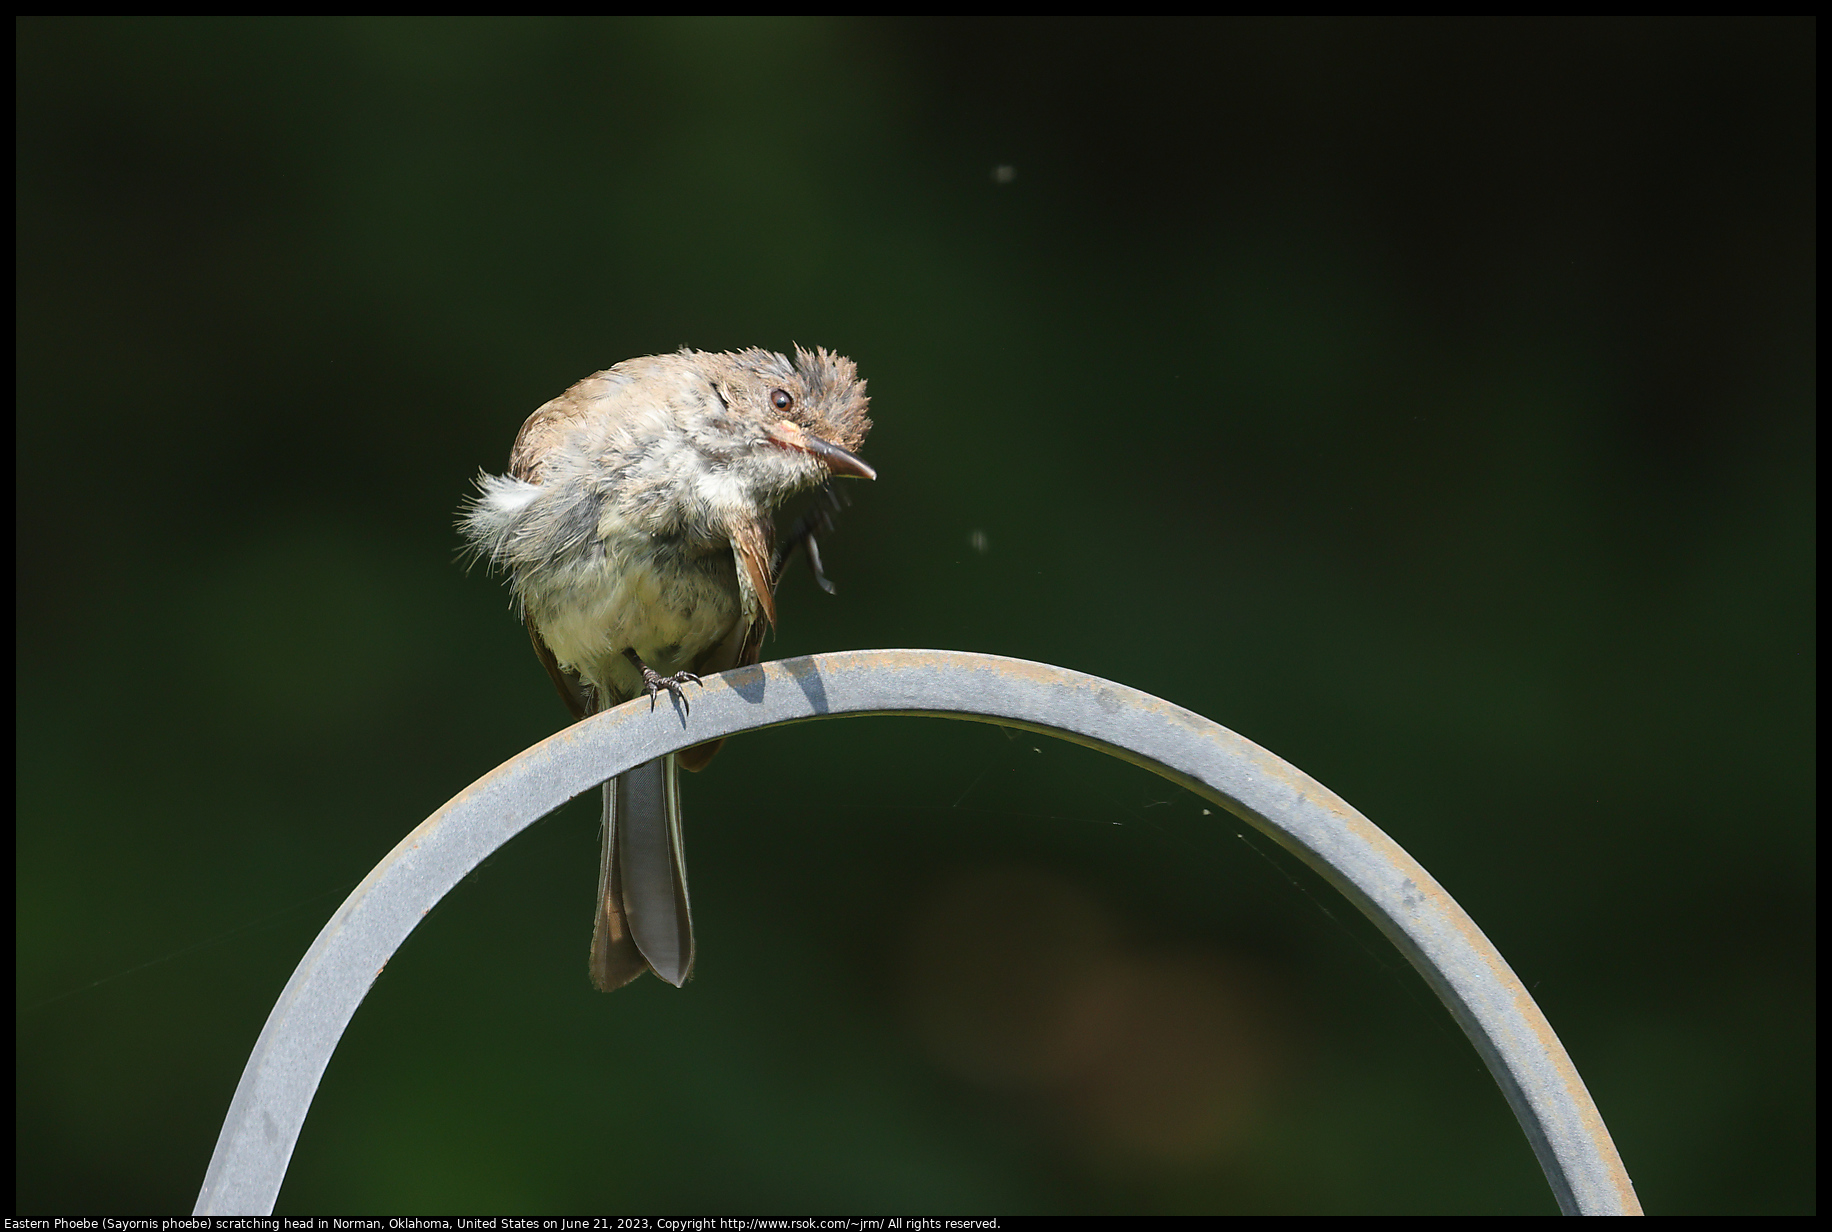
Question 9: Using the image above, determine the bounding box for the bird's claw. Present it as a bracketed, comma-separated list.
[639, 667, 702, 714]
[620, 647, 701, 714]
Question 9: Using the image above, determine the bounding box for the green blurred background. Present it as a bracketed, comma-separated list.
[16, 17, 1814, 1215]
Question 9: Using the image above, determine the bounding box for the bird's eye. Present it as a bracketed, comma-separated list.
[771, 388, 794, 412]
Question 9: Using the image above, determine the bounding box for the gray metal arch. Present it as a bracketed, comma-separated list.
[194, 649, 1640, 1215]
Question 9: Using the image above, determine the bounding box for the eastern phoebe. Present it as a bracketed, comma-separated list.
[460, 347, 874, 990]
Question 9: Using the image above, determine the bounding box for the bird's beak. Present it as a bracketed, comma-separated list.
[764, 421, 877, 480]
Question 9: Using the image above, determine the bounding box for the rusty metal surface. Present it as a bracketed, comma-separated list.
[195, 648, 1640, 1215]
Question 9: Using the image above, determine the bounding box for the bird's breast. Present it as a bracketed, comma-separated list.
[525, 531, 743, 700]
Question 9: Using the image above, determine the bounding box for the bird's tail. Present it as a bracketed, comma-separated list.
[590, 754, 695, 990]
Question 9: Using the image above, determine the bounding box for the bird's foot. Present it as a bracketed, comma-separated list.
[772, 483, 847, 592]
[623, 649, 701, 714]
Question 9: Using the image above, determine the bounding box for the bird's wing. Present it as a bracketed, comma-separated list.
[677, 514, 778, 773]
[526, 617, 594, 721]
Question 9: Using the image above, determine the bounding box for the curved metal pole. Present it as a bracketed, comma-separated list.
[195, 649, 1640, 1215]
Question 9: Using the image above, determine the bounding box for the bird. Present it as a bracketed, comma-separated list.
[459, 346, 873, 990]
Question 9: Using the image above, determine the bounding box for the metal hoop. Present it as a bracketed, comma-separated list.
[195, 649, 1639, 1215]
